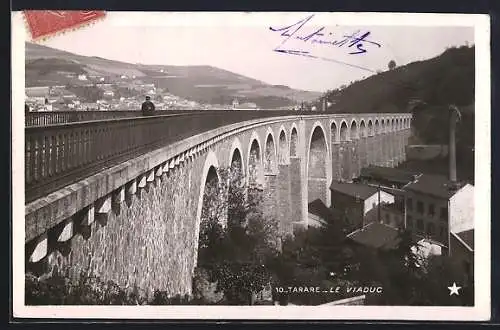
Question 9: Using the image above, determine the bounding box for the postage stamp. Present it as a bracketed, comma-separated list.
[24, 10, 106, 40]
[11, 11, 491, 320]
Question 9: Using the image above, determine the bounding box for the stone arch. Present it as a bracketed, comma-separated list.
[264, 129, 278, 173]
[381, 119, 385, 133]
[230, 146, 244, 177]
[247, 131, 263, 186]
[359, 120, 367, 138]
[331, 120, 338, 143]
[391, 118, 395, 132]
[229, 137, 245, 175]
[307, 123, 331, 205]
[227, 142, 245, 225]
[350, 120, 359, 139]
[290, 124, 299, 157]
[340, 120, 349, 141]
[278, 127, 289, 165]
[368, 119, 374, 136]
[194, 150, 220, 265]
[205, 166, 219, 187]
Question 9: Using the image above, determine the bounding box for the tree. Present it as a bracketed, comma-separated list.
[388, 60, 397, 70]
[196, 164, 280, 305]
[266, 219, 362, 305]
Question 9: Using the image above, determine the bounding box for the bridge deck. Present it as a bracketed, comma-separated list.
[26, 109, 254, 126]
[25, 110, 320, 202]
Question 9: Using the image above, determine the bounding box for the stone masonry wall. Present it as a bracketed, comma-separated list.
[331, 143, 341, 181]
[277, 164, 292, 235]
[45, 161, 202, 299]
[289, 157, 302, 225]
[358, 137, 367, 170]
[339, 142, 351, 181]
[308, 179, 327, 204]
[350, 140, 361, 179]
[263, 174, 279, 227]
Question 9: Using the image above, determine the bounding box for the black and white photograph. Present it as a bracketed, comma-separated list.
[12, 11, 490, 320]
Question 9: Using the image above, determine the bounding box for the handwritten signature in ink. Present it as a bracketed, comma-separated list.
[269, 14, 382, 62]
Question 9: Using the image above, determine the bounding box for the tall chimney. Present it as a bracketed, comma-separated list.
[322, 97, 327, 112]
[448, 105, 461, 183]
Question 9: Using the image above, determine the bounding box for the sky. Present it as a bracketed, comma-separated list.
[39, 12, 475, 92]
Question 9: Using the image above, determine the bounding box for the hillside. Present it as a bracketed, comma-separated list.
[321, 46, 475, 181]
[25, 42, 321, 108]
[323, 46, 474, 112]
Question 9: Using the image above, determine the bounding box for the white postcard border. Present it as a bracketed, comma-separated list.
[11, 11, 491, 321]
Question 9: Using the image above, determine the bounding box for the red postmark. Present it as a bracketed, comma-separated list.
[24, 10, 106, 40]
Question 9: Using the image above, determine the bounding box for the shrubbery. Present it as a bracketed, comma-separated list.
[25, 272, 146, 305]
[26, 271, 195, 305]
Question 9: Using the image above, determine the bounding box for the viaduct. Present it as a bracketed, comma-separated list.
[24, 110, 412, 298]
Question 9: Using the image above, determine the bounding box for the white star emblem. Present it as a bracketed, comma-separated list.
[448, 282, 461, 296]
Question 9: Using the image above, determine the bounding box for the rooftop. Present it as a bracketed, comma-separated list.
[330, 182, 380, 200]
[456, 229, 474, 250]
[347, 222, 400, 250]
[379, 186, 406, 197]
[360, 165, 421, 185]
[416, 237, 448, 248]
[308, 199, 342, 223]
[404, 174, 466, 199]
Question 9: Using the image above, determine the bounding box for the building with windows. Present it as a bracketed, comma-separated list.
[330, 181, 395, 232]
[379, 202, 405, 229]
[403, 174, 474, 255]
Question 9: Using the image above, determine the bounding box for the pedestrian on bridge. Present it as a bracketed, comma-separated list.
[141, 96, 155, 116]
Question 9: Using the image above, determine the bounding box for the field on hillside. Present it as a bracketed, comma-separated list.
[25, 42, 320, 108]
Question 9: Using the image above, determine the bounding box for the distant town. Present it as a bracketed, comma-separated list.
[25, 71, 254, 112]
[25, 70, 325, 112]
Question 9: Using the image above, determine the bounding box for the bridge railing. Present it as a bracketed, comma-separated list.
[25, 110, 143, 126]
[25, 110, 313, 202]
[25, 109, 325, 127]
